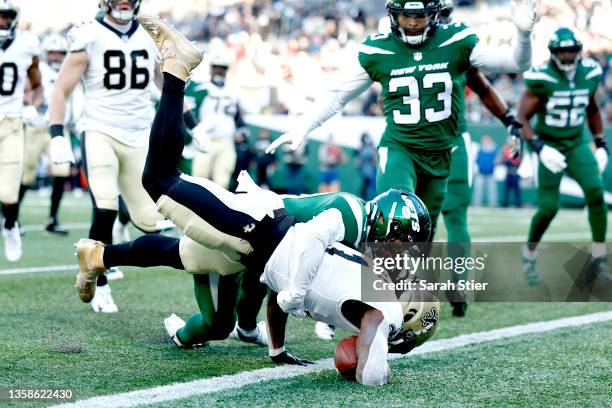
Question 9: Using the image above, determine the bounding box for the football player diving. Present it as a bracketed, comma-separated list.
[436, 0, 524, 317]
[518, 27, 610, 284]
[266, 0, 537, 245]
[0, 0, 42, 262]
[74, 17, 436, 375]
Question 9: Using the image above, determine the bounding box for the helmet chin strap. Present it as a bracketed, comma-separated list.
[398, 25, 432, 46]
[110, 8, 134, 23]
[552, 55, 579, 77]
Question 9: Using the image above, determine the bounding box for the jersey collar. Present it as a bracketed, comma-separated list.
[96, 15, 139, 40]
[1, 37, 14, 51]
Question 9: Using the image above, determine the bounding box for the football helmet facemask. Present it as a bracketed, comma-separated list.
[548, 27, 582, 73]
[365, 189, 432, 243]
[0, 0, 19, 45]
[210, 54, 230, 87]
[386, 0, 441, 46]
[439, 0, 453, 24]
[99, 0, 141, 24]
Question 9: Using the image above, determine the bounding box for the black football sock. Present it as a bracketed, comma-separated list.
[103, 234, 184, 270]
[49, 177, 68, 222]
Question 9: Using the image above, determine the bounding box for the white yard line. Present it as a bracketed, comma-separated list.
[0, 264, 76, 276]
[20, 222, 90, 232]
[52, 310, 612, 408]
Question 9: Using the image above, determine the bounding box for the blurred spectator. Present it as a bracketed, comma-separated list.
[282, 143, 309, 195]
[357, 133, 377, 200]
[253, 129, 276, 189]
[500, 138, 522, 208]
[229, 132, 254, 191]
[473, 134, 499, 207]
[318, 135, 346, 193]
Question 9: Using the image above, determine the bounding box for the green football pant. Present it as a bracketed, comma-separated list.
[377, 146, 449, 239]
[528, 143, 607, 244]
[176, 273, 240, 346]
[441, 133, 472, 281]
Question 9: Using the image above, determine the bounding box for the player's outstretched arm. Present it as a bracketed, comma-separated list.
[469, 0, 536, 73]
[266, 61, 372, 153]
[356, 308, 390, 386]
[467, 68, 522, 158]
[586, 94, 608, 172]
[267, 291, 313, 366]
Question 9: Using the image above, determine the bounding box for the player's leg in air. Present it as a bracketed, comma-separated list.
[75, 233, 268, 347]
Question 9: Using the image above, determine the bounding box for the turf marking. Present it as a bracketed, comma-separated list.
[52, 310, 612, 408]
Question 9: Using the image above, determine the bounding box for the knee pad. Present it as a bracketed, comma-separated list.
[208, 318, 236, 341]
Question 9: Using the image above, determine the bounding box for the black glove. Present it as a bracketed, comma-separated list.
[501, 111, 523, 159]
[270, 351, 314, 366]
[595, 137, 608, 153]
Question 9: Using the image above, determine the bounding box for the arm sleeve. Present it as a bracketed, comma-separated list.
[360, 320, 390, 386]
[287, 208, 345, 302]
[469, 32, 532, 73]
[295, 59, 373, 136]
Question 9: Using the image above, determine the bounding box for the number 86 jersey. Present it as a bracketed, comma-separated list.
[67, 16, 159, 146]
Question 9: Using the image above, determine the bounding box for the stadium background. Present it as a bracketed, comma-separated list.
[12, 0, 612, 201]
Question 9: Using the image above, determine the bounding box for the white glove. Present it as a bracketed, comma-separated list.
[49, 136, 75, 164]
[22, 105, 42, 126]
[595, 148, 608, 173]
[276, 290, 306, 319]
[191, 124, 211, 153]
[511, 0, 538, 33]
[265, 130, 307, 154]
[538, 144, 566, 174]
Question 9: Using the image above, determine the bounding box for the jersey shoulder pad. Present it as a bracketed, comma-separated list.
[16, 30, 41, 57]
[436, 21, 479, 50]
[523, 64, 558, 94]
[581, 58, 603, 81]
[359, 33, 396, 56]
[67, 20, 97, 53]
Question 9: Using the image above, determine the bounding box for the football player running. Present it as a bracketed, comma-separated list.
[49, 0, 165, 312]
[0, 0, 42, 262]
[436, 0, 524, 317]
[20, 34, 72, 236]
[186, 54, 249, 188]
[518, 28, 609, 284]
[266, 0, 536, 240]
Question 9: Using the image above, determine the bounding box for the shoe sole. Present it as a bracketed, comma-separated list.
[75, 240, 101, 303]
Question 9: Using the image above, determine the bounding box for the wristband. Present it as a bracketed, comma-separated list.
[527, 138, 544, 153]
[268, 345, 285, 357]
[594, 137, 608, 153]
[49, 124, 64, 138]
[183, 111, 198, 130]
[500, 110, 516, 127]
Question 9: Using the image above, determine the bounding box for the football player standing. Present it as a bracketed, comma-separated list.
[187, 54, 249, 189]
[266, 0, 536, 241]
[20, 34, 72, 235]
[518, 28, 609, 284]
[48, 0, 164, 312]
[0, 0, 42, 262]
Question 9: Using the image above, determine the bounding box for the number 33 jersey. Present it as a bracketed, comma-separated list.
[524, 59, 603, 151]
[0, 30, 40, 118]
[358, 23, 478, 152]
[67, 16, 159, 146]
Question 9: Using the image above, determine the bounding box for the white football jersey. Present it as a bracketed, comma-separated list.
[0, 30, 40, 118]
[67, 17, 159, 146]
[36, 61, 72, 126]
[261, 241, 404, 334]
[196, 81, 241, 139]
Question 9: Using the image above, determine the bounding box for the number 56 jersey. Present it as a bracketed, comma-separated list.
[524, 59, 603, 152]
[67, 16, 159, 146]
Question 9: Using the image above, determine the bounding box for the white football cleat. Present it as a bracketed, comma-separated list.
[3, 223, 22, 262]
[90, 284, 118, 313]
[315, 322, 335, 340]
[229, 321, 268, 346]
[164, 313, 190, 348]
[522, 245, 540, 286]
[112, 219, 131, 244]
[106, 267, 125, 281]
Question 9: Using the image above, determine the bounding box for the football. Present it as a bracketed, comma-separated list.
[334, 336, 358, 380]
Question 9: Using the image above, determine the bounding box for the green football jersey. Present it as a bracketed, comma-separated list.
[185, 81, 209, 121]
[358, 22, 478, 152]
[524, 58, 603, 151]
[282, 193, 367, 248]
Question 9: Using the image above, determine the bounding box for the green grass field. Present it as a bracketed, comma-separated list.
[0, 194, 610, 407]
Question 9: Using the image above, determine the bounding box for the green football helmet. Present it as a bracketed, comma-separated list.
[365, 189, 432, 243]
[548, 27, 582, 72]
[386, 0, 441, 46]
[439, 0, 454, 24]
